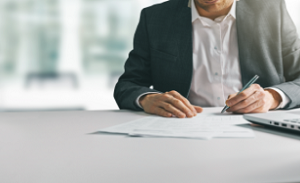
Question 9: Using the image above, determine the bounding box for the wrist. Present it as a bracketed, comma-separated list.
[265, 89, 282, 110]
[139, 95, 147, 108]
[139, 93, 158, 108]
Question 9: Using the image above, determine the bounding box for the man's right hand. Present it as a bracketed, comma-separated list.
[139, 90, 203, 118]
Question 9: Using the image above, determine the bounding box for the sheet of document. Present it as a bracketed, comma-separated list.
[99, 114, 255, 140]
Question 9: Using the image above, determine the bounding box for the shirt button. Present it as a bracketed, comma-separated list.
[214, 46, 217, 50]
[215, 72, 218, 76]
[217, 97, 221, 100]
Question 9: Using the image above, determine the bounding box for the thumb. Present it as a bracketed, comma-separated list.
[226, 94, 238, 107]
[227, 94, 236, 100]
[193, 106, 203, 113]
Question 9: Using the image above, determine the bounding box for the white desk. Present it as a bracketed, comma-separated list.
[0, 108, 300, 183]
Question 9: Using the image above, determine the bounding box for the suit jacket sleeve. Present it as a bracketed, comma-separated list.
[114, 9, 159, 111]
[272, 0, 300, 109]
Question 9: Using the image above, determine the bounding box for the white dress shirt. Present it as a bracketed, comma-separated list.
[136, 0, 290, 109]
[188, 0, 241, 107]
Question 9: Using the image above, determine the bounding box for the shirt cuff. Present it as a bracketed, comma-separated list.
[136, 92, 161, 109]
[265, 87, 290, 109]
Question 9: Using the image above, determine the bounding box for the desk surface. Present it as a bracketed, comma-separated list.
[0, 108, 300, 183]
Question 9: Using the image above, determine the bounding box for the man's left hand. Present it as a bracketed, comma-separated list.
[226, 84, 283, 113]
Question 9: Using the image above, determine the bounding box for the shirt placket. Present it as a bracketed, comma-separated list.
[220, 19, 228, 106]
[211, 21, 224, 106]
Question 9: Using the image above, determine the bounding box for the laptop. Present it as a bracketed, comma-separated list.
[243, 111, 300, 132]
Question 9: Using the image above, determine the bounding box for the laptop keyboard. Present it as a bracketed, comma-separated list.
[284, 119, 300, 123]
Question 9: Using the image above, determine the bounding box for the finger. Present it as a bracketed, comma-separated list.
[166, 97, 194, 118]
[153, 106, 173, 117]
[193, 106, 203, 113]
[226, 84, 261, 107]
[227, 89, 265, 112]
[166, 91, 197, 116]
[233, 99, 266, 114]
[163, 93, 195, 118]
[160, 102, 186, 118]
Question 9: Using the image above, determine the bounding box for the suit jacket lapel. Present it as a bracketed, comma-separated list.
[171, 0, 193, 97]
[236, 0, 258, 86]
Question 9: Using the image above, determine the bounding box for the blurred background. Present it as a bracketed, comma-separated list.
[0, 0, 299, 111]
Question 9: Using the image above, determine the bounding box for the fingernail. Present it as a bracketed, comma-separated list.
[227, 101, 231, 106]
[179, 113, 186, 118]
[188, 112, 193, 117]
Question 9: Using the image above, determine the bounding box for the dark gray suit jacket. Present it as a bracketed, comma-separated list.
[114, 0, 300, 111]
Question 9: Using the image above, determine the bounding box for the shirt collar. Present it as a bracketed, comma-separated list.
[191, 0, 237, 23]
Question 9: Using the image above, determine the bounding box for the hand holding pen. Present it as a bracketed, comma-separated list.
[221, 75, 283, 114]
[221, 75, 259, 113]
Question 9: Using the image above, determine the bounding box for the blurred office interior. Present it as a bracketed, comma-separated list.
[0, 0, 299, 111]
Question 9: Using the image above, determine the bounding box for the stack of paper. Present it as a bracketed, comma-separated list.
[99, 114, 255, 140]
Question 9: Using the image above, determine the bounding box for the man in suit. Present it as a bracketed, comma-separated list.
[114, 0, 300, 118]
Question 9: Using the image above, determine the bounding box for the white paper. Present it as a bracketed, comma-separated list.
[99, 114, 255, 140]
